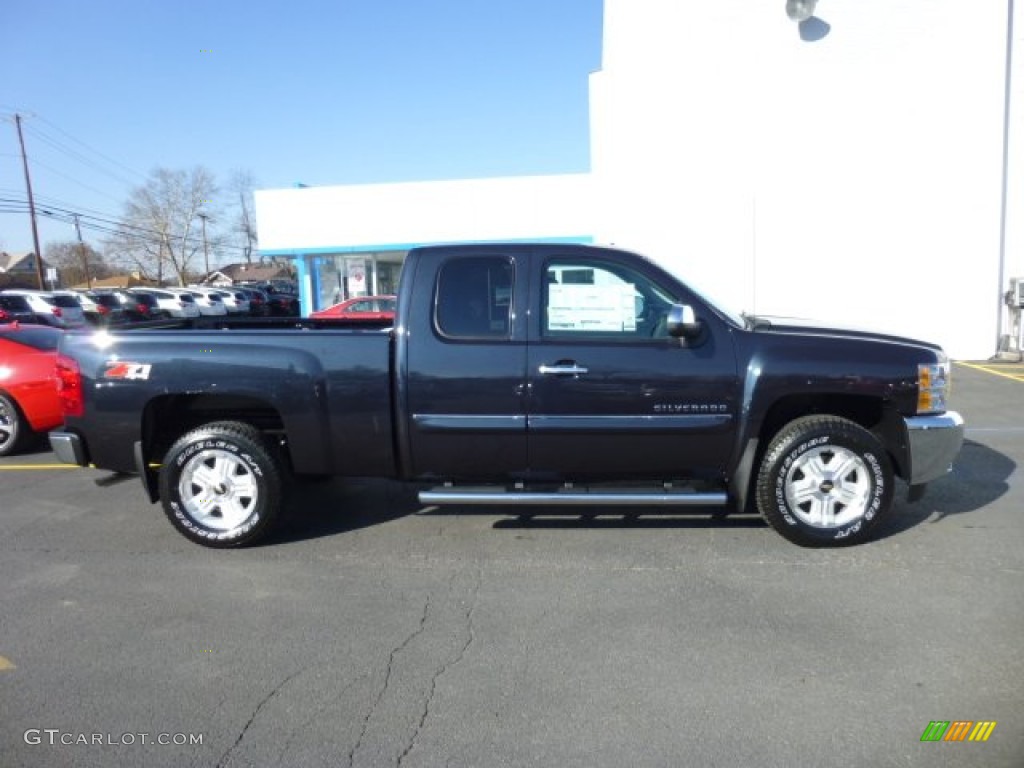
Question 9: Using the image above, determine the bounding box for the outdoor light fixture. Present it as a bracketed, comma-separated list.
[786, 0, 818, 22]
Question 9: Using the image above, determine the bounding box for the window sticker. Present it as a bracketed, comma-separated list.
[548, 283, 637, 332]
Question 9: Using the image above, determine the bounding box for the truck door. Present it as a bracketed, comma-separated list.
[526, 252, 739, 480]
[402, 251, 529, 479]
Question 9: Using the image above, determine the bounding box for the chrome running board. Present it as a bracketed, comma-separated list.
[419, 488, 728, 507]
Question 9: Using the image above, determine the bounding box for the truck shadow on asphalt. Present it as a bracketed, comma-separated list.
[270, 479, 768, 545]
[874, 439, 1015, 541]
[270, 477, 420, 544]
[269, 439, 1016, 545]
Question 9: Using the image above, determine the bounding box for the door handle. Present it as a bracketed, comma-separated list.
[538, 363, 589, 376]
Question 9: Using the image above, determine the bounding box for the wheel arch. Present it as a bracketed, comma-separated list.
[731, 393, 907, 511]
[140, 394, 288, 500]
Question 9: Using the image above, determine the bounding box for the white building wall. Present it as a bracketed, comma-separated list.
[255, 0, 1019, 359]
[254, 174, 595, 253]
[1006, 0, 1024, 342]
[592, 0, 1014, 360]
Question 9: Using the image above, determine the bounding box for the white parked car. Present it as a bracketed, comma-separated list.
[176, 288, 227, 316]
[204, 287, 250, 315]
[129, 288, 201, 318]
[2, 289, 86, 329]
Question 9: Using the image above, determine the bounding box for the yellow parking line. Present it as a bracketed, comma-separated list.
[0, 464, 83, 470]
[956, 361, 1024, 382]
[0, 656, 14, 671]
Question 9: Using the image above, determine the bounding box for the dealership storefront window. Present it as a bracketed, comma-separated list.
[311, 251, 405, 311]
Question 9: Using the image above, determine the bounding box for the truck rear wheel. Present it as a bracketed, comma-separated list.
[755, 415, 893, 547]
[158, 421, 283, 547]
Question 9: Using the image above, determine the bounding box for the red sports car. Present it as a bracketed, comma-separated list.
[0, 324, 63, 456]
[311, 295, 397, 321]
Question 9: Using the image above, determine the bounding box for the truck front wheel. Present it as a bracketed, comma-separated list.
[158, 421, 283, 547]
[755, 415, 893, 547]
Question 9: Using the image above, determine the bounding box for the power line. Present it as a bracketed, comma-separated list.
[0, 188, 124, 221]
[26, 124, 139, 188]
[35, 115, 148, 182]
[0, 195, 253, 255]
[26, 157, 129, 205]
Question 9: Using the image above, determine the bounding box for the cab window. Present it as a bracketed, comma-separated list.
[435, 256, 514, 339]
[542, 260, 675, 339]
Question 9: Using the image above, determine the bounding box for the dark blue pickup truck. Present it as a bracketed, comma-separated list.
[49, 243, 963, 548]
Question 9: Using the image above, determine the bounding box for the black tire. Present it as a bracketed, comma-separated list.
[0, 392, 31, 457]
[755, 415, 893, 547]
[158, 421, 284, 547]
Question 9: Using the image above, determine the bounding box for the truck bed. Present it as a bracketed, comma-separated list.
[57, 321, 396, 478]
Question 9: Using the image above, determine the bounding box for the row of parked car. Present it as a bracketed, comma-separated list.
[0, 284, 301, 329]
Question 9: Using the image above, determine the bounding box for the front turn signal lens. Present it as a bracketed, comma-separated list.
[917, 361, 950, 414]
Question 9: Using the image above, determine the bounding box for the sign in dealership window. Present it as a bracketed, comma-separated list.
[347, 258, 367, 297]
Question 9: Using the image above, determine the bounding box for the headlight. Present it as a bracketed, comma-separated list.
[917, 360, 950, 414]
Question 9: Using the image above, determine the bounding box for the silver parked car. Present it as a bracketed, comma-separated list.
[2, 290, 86, 329]
[172, 288, 226, 317]
[74, 290, 126, 326]
[128, 288, 201, 319]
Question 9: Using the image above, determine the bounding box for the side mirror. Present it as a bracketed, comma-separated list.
[666, 304, 701, 339]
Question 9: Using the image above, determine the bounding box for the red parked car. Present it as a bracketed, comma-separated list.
[0, 324, 63, 456]
[310, 295, 396, 321]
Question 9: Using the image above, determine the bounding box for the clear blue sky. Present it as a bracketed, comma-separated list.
[0, 0, 603, 256]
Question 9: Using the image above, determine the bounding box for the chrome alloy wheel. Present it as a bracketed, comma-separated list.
[783, 445, 872, 529]
[178, 448, 259, 530]
[0, 397, 18, 452]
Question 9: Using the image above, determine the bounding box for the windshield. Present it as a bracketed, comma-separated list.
[654, 261, 747, 328]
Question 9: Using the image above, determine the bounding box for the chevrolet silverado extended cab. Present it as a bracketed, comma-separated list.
[49, 243, 964, 548]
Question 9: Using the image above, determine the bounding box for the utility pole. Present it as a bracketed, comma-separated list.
[14, 113, 45, 289]
[72, 214, 92, 287]
[198, 212, 211, 280]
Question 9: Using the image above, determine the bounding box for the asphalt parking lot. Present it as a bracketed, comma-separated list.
[1, 362, 1022, 768]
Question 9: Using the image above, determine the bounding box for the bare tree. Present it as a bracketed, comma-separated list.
[44, 240, 112, 288]
[228, 169, 258, 263]
[105, 167, 218, 285]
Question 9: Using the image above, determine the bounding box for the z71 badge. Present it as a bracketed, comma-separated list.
[103, 362, 152, 380]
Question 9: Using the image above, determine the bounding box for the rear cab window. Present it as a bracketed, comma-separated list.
[434, 256, 514, 340]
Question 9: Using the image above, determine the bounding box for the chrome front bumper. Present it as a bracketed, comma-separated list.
[903, 412, 965, 485]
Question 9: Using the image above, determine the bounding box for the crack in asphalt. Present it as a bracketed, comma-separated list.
[216, 667, 303, 768]
[348, 596, 431, 768]
[397, 570, 482, 767]
[276, 669, 367, 764]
